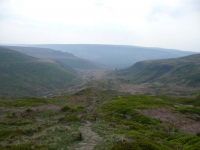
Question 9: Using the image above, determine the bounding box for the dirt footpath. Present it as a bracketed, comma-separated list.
[75, 121, 102, 150]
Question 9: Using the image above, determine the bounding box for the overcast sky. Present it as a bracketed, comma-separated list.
[0, 0, 200, 52]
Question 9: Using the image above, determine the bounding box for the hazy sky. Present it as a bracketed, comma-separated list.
[0, 0, 200, 52]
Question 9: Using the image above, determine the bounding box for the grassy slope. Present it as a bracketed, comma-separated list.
[114, 53, 200, 86]
[29, 44, 196, 68]
[0, 47, 79, 97]
[0, 88, 199, 150]
[0, 97, 84, 150]
[3, 46, 101, 70]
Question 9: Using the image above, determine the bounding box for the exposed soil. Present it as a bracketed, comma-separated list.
[116, 82, 200, 96]
[0, 105, 61, 113]
[31, 105, 61, 112]
[75, 121, 102, 150]
[0, 114, 6, 121]
[141, 108, 200, 134]
[74, 96, 102, 150]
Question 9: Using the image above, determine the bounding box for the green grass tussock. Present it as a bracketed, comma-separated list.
[0, 98, 48, 107]
[111, 141, 166, 150]
[59, 115, 80, 123]
[0, 142, 47, 150]
[176, 107, 200, 115]
[94, 94, 200, 150]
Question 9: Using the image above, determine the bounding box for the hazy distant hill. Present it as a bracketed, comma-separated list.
[28, 44, 196, 68]
[114, 53, 200, 86]
[3, 46, 101, 70]
[0, 47, 80, 97]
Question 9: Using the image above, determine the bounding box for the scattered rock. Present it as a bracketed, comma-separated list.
[195, 117, 200, 122]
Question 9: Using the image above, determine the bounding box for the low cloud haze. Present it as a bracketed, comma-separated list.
[0, 0, 199, 52]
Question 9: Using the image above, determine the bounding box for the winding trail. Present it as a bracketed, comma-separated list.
[75, 121, 102, 150]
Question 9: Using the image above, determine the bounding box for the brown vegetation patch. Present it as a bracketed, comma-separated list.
[32, 105, 61, 112]
[0, 114, 6, 121]
[141, 108, 200, 134]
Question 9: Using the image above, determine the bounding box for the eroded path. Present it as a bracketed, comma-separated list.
[73, 97, 102, 150]
[75, 121, 102, 150]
